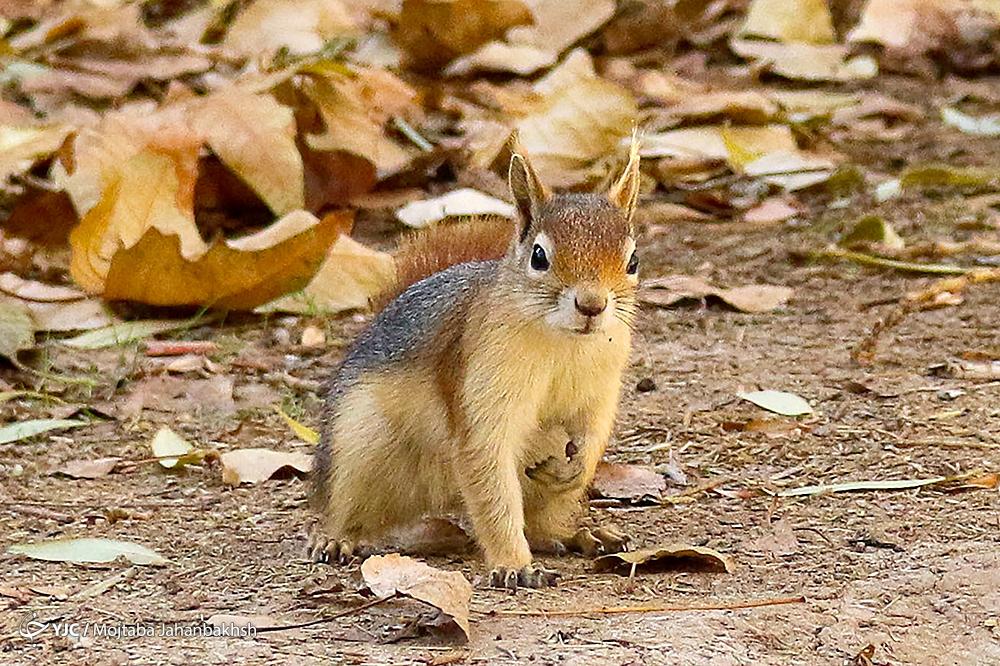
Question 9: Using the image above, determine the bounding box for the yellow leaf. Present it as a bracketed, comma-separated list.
[69, 146, 205, 294]
[274, 406, 320, 444]
[740, 0, 835, 44]
[191, 88, 304, 215]
[101, 210, 352, 310]
[258, 233, 395, 314]
[515, 51, 636, 186]
[302, 74, 412, 175]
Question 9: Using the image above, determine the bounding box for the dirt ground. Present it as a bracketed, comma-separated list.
[2, 76, 1000, 666]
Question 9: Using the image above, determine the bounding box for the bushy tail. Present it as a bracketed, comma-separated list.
[375, 215, 515, 311]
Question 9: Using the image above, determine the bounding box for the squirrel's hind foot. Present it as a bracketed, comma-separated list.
[306, 530, 371, 565]
[484, 563, 559, 592]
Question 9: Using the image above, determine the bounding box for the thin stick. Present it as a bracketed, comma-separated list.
[494, 595, 805, 617]
[254, 595, 395, 633]
[818, 248, 971, 275]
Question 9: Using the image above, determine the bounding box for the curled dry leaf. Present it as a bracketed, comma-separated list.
[259, 234, 395, 315]
[513, 51, 637, 186]
[190, 88, 304, 215]
[0, 273, 113, 332]
[592, 462, 665, 503]
[302, 74, 413, 176]
[594, 544, 735, 575]
[0, 123, 73, 184]
[395, 189, 515, 228]
[847, 0, 1000, 61]
[448, 0, 615, 75]
[642, 124, 796, 165]
[54, 457, 120, 479]
[640, 275, 794, 314]
[935, 359, 1000, 381]
[738, 390, 813, 417]
[361, 553, 472, 640]
[222, 0, 357, 57]
[99, 210, 351, 310]
[394, 0, 533, 70]
[7, 538, 168, 566]
[220, 448, 312, 485]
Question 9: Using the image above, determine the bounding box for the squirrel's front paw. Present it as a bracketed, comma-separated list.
[567, 527, 630, 557]
[485, 564, 559, 591]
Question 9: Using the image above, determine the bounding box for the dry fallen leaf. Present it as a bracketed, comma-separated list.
[302, 73, 414, 176]
[361, 553, 472, 640]
[739, 0, 835, 43]
[0, 123, 73, 185]
[394, 0, 533, 70]
[513, 51, 637, 186]
[7, 538, 168, 566]
[190, 88, 304, 215]
[54, 457, 120, 479]
[0, 273, 113, 332]
[395, 189, 515, 228]
[0, 301, 36, 362]
[0, 419, 87, 445]
[594, 544, 735, 575]
[102, 209, 349, 309]
[592, 462, 665, 503]
[150, 427, 202, 469]
[259, 234, 395, 314]
[778, 476, 947, 497]
[738, 390, 813, 416]
[447, 0, 615, 75]
[220, 448, 312, 485]
[640, 275, 794, 313]
[223, 0, 357, 57]
[730, 39, 878, 82]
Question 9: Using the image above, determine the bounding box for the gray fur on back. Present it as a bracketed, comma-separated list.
[312, 260, 499, 507]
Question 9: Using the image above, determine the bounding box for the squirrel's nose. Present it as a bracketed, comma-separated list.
[575, 292, 607, 317]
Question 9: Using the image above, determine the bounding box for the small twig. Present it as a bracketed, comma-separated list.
[854, 267, 1000, 364]
[254, 595, 395, 633]
[493, 595, 806, 617]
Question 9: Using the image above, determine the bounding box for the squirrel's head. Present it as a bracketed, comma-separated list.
[504, 134, 641, 336]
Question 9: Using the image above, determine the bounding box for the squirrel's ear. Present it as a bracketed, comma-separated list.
[609, 130, 642, 222]
[508, 141, 549, 241]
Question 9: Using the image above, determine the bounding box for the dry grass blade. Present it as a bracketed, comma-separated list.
[854, 267, 1000, 364]
[494, 595, 805, 617]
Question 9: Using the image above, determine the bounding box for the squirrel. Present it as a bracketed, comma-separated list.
[308, 133, 642, 591]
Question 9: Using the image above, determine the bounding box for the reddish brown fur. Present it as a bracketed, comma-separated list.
[374, 216, 516, 311]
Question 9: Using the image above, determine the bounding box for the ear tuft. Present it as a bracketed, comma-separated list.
[507, 133, 549, 240]
[608, 129, 642, 222]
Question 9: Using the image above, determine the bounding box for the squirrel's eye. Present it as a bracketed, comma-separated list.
[530, 244, 550, 271]
[626, 252, 639, 275]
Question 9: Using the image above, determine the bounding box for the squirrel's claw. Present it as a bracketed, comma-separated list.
[485, 564, 559, 591]
[567, 527, 630, 558]
[306, 531, 367, 565]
